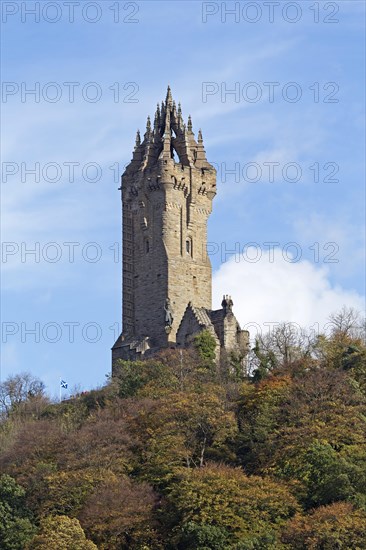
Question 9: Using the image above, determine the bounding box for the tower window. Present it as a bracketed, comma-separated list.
[186, 238, 192, 256]
[145, 239, 150, 253]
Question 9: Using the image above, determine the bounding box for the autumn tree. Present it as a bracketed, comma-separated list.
[236, 368, 366, 508]
[0, 409, 135, 518]
[282, 502, 366, 549]
[79, 477, 160, 549]
[167, 464, 299, 549]
[27, 515, 97, 549]
[126, 386, 237, 485]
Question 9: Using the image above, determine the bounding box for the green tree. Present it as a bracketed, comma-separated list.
[251, 339, 279, 380]
[0, 475, 35, 550]
[235, 376, 292, 473]
[178, 521, 229, 549]
[299, 441, 366, 508]
[194, 330, 217, 372]
[112, 359, 178, 398]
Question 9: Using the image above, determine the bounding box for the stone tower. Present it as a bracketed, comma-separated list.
[112, 87, 249, 368]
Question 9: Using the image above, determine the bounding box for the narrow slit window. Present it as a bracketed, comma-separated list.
[186, 238, 192, 256]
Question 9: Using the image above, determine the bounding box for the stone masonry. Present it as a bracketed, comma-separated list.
[112, 87, 249, 370]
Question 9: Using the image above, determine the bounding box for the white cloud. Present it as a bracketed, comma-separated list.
[213, 248, 365, 337]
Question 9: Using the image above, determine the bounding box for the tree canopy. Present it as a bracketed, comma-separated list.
[0, 308, 365, 549]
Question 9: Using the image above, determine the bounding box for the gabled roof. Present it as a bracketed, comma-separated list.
[189, 302, 214, 328]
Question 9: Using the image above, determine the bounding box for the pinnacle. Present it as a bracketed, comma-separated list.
[135, 129, 141, 144]
[187, 115, 193, 132]
[166, 85, 173, 106]
[144, 116, 152, 140]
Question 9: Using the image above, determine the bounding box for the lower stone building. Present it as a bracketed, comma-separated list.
[113, 295, 249, 371]
[176, 296, 249, 367]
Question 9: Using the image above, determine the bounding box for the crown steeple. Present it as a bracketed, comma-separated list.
[125, 86, 212, 174]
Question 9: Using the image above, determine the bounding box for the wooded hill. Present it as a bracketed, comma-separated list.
[1, 308, 366, 549]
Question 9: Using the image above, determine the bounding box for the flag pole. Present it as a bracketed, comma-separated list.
[59, 377, 61, 403]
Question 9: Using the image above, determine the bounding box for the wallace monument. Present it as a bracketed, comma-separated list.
[112, 87, 249, 371]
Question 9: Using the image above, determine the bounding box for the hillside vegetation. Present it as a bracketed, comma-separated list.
[1, 308, 366, 549]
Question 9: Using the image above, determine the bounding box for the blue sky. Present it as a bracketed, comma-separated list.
[1, 0, 365, 398]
